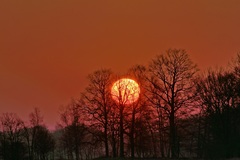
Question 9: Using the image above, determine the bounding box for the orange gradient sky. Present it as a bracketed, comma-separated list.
[0, 0, 240, 129]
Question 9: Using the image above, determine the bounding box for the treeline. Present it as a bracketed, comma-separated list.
[1, 49, 240, 160]
[0, 109, 55, 160]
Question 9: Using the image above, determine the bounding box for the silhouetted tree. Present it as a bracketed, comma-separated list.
[108, 101, 119, 158]
[147, 49, 198, 158]
[0, 113, 26, 160]
[111, 77, 140, 158]
[176, 115, 200, 158]
[82, 69, 113, 158]
[33, 125, 55, 160]
[23, 108, 44, 160]
[134, 114, 154, 158]
[126, 65, 152, 159]
[145, 83, 169, 158]
[59, 101, 88, 160]
[196, 70, 240, 158]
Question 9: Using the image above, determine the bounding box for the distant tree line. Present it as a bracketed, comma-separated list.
[1, 49, 240, 160]
[0, 108, 55, 160]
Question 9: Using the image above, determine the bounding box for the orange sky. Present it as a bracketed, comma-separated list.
[0, 0, 240, 130]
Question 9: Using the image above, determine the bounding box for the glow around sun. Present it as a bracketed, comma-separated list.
[111, 78, 140, 105]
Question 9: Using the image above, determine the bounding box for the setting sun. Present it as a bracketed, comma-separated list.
[111, 78, 140, 105]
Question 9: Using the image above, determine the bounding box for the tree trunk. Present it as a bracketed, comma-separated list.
[75, 144, 80, 160]
[130, 109, 135, 159]
[75, 126, 80, 160]
[169, 111, 176, 159]
[158, 109, 165, 158]
[119, 105, 124, 158]
[104, 122, 109, 157]
[112, 129, 117, 157]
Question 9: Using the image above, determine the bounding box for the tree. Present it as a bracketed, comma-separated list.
[33, 125, 55, 160]
[82, 69, 113, 158]
[126, 65, 152, 159]
[59, 101, 88, 160]
[111, 77, 140, 158]
[196, 70, 240, 158]
[0, 113, 26, 160]
[147, 49, 198, 158]
[23, 108, 44, 160]
[145, 87, 169, 158]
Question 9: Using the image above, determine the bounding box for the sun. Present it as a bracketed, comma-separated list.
[111, 78, 140, 105]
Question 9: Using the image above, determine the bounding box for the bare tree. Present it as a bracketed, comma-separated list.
[0, 113, 25, 160]
[126, 65, 152, 159]
[111, 77, 140, 158]
[146, 77, 170, 158]
[147, 49, 198, 158]
[196, 70, 240, 158]
[24, 108, 44, 160]
[82, 69, 113, 158]
[58, 100, 87, 160]
[197, 70, 239, 115]
[33, 125, 55, 160]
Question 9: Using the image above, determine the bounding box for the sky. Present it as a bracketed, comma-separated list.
[0, 0, 240, 130]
